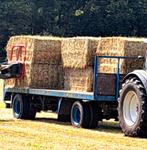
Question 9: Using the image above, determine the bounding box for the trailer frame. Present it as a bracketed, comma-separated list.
[4, 55, 140, 103]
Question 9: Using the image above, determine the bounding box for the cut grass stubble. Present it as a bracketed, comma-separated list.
[0, 109, 147, 150]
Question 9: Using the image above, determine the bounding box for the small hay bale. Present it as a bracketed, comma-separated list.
[61, 37, 101, 68]
[64, 67, 93, 92]
[96, 37, 146, 74]
[6, 36, 62, 65]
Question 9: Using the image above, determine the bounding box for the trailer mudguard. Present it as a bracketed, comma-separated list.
[123, 70, 147, 93]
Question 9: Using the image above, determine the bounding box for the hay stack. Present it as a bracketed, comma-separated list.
[5, 36, 147, 93]
[5, 36, 63, 89]
[96, 37, 146, 74]
[61, 37, 101, 92]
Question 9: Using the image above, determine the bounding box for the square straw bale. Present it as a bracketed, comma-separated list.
[64, 67, 93, 92]
[6, 36, 62, 65]
[96, 37, 146, 74]
[5, 63, 63, 89]
[61, 37, 101, 68]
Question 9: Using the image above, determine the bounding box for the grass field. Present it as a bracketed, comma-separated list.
[0, 106, 147, 150]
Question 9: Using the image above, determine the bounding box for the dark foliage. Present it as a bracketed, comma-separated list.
[0, 0, 146, 59]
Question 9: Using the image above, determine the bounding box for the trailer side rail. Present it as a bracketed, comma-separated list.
[93, 55, 143, 101]
[5, 88, 94, 100]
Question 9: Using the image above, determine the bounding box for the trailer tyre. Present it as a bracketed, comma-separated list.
[88, 102, 99, 129]
[12, 94, 36, 120]
[28, 106, 36, 120]
[118, 78, 147, 137]
[71, 101, 90, 128]
[12, 94, 24, 119]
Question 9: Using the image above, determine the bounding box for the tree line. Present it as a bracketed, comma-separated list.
[0, 0, 147, 60]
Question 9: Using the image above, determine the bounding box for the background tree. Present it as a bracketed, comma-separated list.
[0, 0, 146, 60]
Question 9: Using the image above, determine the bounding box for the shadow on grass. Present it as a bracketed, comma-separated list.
[0, 119, 14, 122]
[34, 117, 71, 126]
[33, 117, 121, 134]
[97, 121, 121, 133]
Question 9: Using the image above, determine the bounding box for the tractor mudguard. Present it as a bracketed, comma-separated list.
[123, 70, 147, 93]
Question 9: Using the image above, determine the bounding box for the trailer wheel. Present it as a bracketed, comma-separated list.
[88, 102, 99, 129]
[71, 101, 90, 128]
[28, 106, 36, 120]
[118, 78, 147, 137]
[12, 94, 24, 119]
[12, 94, 36, 120]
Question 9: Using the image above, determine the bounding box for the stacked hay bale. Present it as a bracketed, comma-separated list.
[61, 37, 101, 92]
[96, 37, 146, 74]
[61, 36, 147, 94]
[4, 35, 147, 94]
[5, 36, 63, 89]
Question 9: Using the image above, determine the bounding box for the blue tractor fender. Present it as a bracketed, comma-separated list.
[123, 70, 147, 93]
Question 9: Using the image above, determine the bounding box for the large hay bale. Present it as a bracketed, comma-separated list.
[6, 36, 62, 65]
[5, 63, 63, 89]
[64, 67, 93, 92]
[96, 37, 146, 74]
[61, 37, 101, 68]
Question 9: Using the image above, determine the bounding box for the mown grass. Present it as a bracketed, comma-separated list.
[0, 102, 4, 108]
[0, 108, 147, 150]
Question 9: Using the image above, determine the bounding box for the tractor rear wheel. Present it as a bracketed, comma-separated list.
[118, 78, 147, 137]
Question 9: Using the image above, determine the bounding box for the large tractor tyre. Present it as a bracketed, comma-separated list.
[118, 78, 147, 137]
[71, 101, 90, 128]
[12, 94, 36, 120]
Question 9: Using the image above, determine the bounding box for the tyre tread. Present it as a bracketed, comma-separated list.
[118, 77, 147, 137]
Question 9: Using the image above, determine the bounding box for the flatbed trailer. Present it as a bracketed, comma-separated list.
[3, 55, 147, 137]
[4, 55, 128, 101]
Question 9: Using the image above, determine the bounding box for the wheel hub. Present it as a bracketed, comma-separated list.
[123, 91, 139, 126]
[73, 106, 81, 126]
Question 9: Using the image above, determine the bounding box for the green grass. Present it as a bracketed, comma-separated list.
[0, 109, 147, 150]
